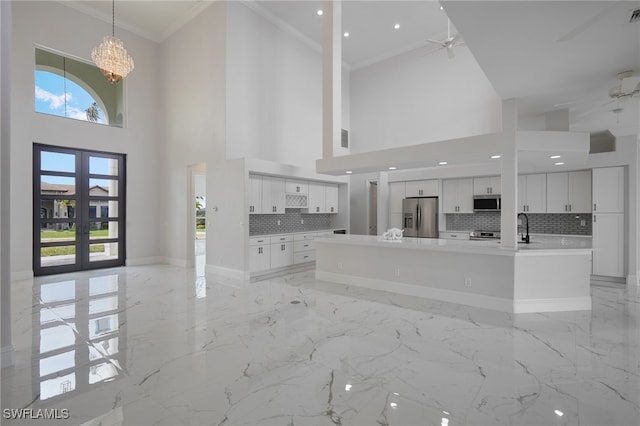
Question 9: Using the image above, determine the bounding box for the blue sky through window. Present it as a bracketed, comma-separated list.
[35, 71, 105, 124]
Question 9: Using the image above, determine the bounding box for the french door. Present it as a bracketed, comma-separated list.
[33, 144, 126, 276]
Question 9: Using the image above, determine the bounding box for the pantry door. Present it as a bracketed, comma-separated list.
[33, 144, 126, 276]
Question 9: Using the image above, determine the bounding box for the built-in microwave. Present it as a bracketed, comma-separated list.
[473, 195, 501, 212]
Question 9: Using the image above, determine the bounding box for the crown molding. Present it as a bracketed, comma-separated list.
[59, 1, 214, 44]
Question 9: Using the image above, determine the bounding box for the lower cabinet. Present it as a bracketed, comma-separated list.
[250, 231, 329, 273]
[249, 238, 271, 272]
[592, 213, 624, 277]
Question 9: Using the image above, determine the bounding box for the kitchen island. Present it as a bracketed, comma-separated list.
[315, 234, 592, 313]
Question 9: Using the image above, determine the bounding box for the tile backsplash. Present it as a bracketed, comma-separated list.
[250, 209, 333, 235]
[445, 212, 592, 235]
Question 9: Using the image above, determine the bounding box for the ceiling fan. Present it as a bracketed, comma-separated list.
[426, 19, 464, 59]
[608, 70, 640, 101]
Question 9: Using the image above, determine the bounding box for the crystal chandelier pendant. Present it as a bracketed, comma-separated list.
[91, 35, 134, 83]
[91, 0, 134, 83]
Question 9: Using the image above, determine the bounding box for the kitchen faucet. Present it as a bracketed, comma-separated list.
[518, 213, 530, 244]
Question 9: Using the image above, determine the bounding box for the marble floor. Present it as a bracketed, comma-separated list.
[1, 263, 639, 426]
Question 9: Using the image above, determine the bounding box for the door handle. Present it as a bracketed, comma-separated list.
[416, 204, 421, 230]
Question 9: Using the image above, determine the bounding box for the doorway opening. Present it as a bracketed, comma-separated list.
[33, 144, 126, 276]
[189, 163, 206, 277]
[367, 179, 378, 236]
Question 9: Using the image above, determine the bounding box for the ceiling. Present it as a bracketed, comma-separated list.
[63, 0, 640, 137]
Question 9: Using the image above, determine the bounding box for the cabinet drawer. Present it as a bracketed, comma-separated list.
[440, 232, 469, 240]
[249, 237, 269, 246]
[294, 251, 316, 264]
[269, 234, 293, 244]
[294, 233, 317, 241]
[294, 240, 315, 252]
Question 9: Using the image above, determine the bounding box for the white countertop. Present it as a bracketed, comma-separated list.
[315, 234, 592, 256]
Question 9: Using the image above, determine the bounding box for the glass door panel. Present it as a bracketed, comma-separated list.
[34, 145, 125, 275]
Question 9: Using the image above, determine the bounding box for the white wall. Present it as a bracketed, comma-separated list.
[10, 1, 162, 277]
[226, 2, 350, 170]
[1, 0, 14, 366]
[159, 2, 232, 269]
[350, 45, 502, 153]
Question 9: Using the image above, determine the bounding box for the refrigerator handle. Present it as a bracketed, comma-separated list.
[416, 203, 421, 231]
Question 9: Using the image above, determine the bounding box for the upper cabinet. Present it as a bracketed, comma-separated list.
[325, 184, 339, 213]
[405, 180, 438, 197]
[546, 171, 591, 213]
[307, 181, 326, 214]
[285, 179, 308, 195]
[443, 178, 473, 213]
[473, 176, 501, 195]
[249, 175, 262, 214]
[261, 176, 286, 214]
[518, 174, 546, 213]
[592, 167, 624, 213]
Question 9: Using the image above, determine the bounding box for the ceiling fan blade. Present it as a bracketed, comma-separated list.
[426, 39, 446, 47]
[450, 34, 461, 44]
[621, 76, 640, 93]
[557, 5, 614, 42]
[574, 100, 615, 119]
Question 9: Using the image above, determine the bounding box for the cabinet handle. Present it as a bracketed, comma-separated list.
[316, 207, 320, 212]
[296, 186, 300, 192]
[569, 204, 572, 212]
[258, 247, 262, 254]
[281, 244, 285, 251]
[594, 203, 596, 211]
[564, 205, 568, 212]
[594, 215, 596, 223]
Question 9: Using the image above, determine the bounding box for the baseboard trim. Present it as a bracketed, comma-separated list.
[162, 257, 188, 268]
[513, 297, 592, 313]
[126, 256, 164, 266]
[1, 345, 15, 368]
[316, 270, 514, 313]
[205, 264, 250, 281]
[11, 270, 33, 282]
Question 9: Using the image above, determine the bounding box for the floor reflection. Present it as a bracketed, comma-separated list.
[32, 273, 127, 403]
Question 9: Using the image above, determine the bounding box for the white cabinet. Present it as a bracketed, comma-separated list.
[473, 176, 501, 195]
[261, 176, 285, 214]
[518, 174, 546, 213]
[249, 237, 270, 272]
[546, 171, 591, 213]
[325, 184, 338, 213]
[285, 179, 308, 195]
[405, 180, 438, 197]
[592, 213, 625, 277]
[443, 178, 473, 213]
[308, 182, 326, 214]
[593, 167, 624, 213]
[249, 175, 262, 214]
[270, 241, 293, 269]
[293, 232, 317, 264]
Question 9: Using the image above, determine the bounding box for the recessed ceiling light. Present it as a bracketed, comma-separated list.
[394, 24, 400, 29]
[490, 155, 501, 159]
[388, 166, 397, 170]
[343, 32, 350, 37]
[440, 6, 444, 10]
[550, 155, 561, 159]
[439, 161, 448, 165]
[316, 9, 323, 16]
[345, 170, 353, 174]
[554, 162, 565, 166]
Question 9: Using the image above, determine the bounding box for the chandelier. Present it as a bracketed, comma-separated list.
[91, 0, 134, 83]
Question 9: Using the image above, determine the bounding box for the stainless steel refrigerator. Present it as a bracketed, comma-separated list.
[402, 197, 439, 238]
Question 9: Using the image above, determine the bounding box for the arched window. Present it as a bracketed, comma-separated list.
[34, 47, 125, 128]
